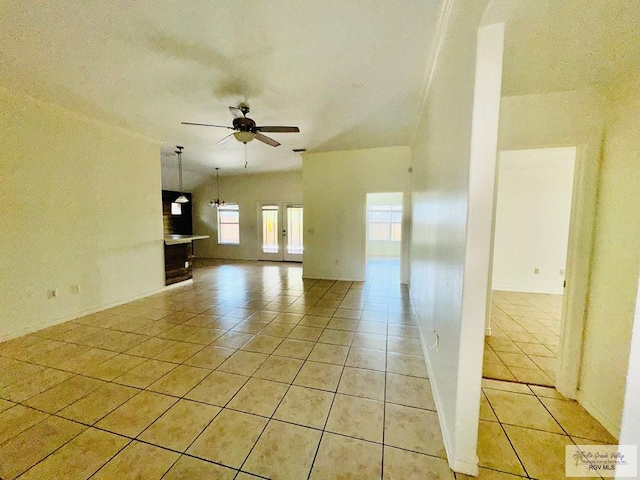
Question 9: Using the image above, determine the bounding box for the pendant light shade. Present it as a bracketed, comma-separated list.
[233, 131, 255, 144]
[209, 167, 225, 207]
[175, 145, 189, 203]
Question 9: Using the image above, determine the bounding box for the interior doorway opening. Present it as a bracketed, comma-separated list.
[365, 192, 403, 284]
[484, 146, 576, 386]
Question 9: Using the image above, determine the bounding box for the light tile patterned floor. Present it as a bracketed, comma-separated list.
[472, 379, 617, 480]
[483, 291, 562, 386]
[0, 258, 446, 479]
[0, 259, 616, 479]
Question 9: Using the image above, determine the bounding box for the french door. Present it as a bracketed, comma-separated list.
[258, 202, 303, 262]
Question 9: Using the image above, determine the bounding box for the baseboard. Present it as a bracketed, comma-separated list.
[409, 289, 480, 476]
[576, 393, 620, 441]
[0, 281, 189, 343]
[449, 457, 480, 476]
[492, 285, 564, 295]
[302, 274, 363, 282]
[163, 279, 194, 290]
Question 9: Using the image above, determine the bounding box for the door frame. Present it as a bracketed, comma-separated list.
[256, 201, 303, 262]
[483, 138, 603, 400]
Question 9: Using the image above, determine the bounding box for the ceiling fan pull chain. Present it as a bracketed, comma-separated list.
[244, 143, 248, 169]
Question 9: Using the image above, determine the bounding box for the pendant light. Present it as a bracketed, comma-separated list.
[209, 168, 225, 207]
[174, 145, 189, 203]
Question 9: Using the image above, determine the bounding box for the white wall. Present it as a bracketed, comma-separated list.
[409, 0, 496, 473]
[617, 269, 640, 480]
[578, 83, 640, 437]
[497, 90, 605, 401]
[497, 86, 638, 437]
[0, 87, 164, 341]
[302, 146, 411, 282]
[499, 89, 602, 150]
[192, 171, 302, 260]
[492, 147, 575, 294]
[366, 192, 403, 257]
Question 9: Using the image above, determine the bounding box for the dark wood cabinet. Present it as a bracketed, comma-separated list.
[162, 190, 194, 286]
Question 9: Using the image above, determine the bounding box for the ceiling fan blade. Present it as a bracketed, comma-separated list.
[181, 122, 234, 129]
[255, 132, 281, 147]
[256, 126, 300, 133]
[217, 133, 234, 145]
[229, 106, 244, 118]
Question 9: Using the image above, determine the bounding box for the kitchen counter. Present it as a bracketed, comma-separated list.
[164, 234, 209, 245]
[163, 235, 209, 285]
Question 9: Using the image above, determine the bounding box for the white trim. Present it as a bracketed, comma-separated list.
[617, 269, 640, 479]
[411, 0, 456, 143]
[556, 138, 604, 399]
[301, 275, 362, 282]
[162, 279, 194, 291]
[412, 290, 479, 476]
[577, 393, 619, 439]
[491, 285, 564, 295]
[0, 280, 192, 343]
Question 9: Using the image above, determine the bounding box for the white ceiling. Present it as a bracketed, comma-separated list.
[0, 0, 442, 177]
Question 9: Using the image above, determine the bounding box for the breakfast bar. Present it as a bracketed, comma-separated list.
[163, 235, 209, 285]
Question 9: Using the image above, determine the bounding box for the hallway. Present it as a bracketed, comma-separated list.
[0, 260, 618, 479]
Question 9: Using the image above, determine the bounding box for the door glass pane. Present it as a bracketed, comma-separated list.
[262, 205, 279, 253]
[287, 206, 304, 255]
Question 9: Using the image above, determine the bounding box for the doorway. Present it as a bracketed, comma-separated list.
[365, 192, 403, 284]
[257, 202, 303, 262]
[484, 147, 576, 386]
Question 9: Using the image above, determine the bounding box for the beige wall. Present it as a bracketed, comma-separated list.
[0, 87, 164, 341]
[302, 146, 411, 281]
[409, 2, 493, 473]
[497, 86, 639, 436]
[578, 83, 640, 436]
[492, 147, 575, 294]
[192, 171, 302, 260]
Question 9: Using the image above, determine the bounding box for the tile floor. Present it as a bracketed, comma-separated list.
[0, 259, 616, 479]
[483, 291, 562, 386]
[474, 378, 617, 480]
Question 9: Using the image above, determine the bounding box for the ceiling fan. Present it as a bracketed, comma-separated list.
[181, 105, 299, 147]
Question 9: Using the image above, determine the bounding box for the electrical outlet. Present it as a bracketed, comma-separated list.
[534, 268, 539, 274]
[70, 284, 80, 295]
[47, 289, 58, 299]
[559, 269, 565, 275]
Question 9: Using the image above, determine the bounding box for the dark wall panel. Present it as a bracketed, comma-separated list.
[162, 190, 193, 235]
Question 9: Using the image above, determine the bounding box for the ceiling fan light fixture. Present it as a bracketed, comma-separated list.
[233, 131, 255, 143]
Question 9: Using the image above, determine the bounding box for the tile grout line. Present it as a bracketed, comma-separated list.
[0, 264, 426, 478]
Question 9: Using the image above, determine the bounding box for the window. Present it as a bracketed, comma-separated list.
[286, 205, 304, 255]
[261, 205, 279, 253]
[170, 202, 182, 215]
[368, 205, 402, 241]
[218, 204, 240, 245]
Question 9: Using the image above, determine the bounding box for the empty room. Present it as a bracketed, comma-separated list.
[1, 1, 639, 479]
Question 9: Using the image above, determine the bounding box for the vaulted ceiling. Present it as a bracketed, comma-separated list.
[0, 0, 442, 176]
[487, 0, 640, 96]
[4, 1, 638, 181]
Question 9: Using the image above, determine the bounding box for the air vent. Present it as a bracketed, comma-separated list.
[293, 148, 307, 153]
